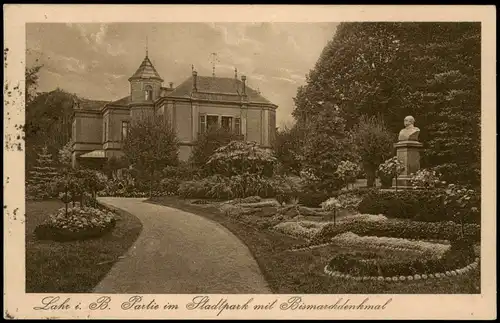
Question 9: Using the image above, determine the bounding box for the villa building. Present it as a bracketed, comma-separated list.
[71, 53, 278, 168]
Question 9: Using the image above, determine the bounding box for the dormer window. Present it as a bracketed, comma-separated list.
[145, 85, 153, 101]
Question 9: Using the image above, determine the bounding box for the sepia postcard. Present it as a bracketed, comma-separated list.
[3, 4, 497, 320]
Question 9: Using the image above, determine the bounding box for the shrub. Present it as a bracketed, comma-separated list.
[297, 189, 331, 208]
[313, 218, 480, 245]
[378, 156, 405, 188]
[348, 115, 394, 188]
[26, 146, 60, 200]
[335, 160, 360, 189]
[357, 188, 480, 224]
[178, 174, 298, 200]
[189, 127, 243, 171]
[207, 141, 277, 177]
[160, 178, 180, 195]
[34, 206, 116, 242]
[409, 168, 446, 189]
[273, 221, 327, 240]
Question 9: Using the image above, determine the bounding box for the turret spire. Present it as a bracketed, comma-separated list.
[145, 36, 149, 57]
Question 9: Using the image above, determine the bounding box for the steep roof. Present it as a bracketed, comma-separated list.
[129, 55, 163, 81]
[166, 75, 275, 106]
[108, 95, 131, 107]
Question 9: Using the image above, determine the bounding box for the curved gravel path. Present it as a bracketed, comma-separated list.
[93, 197, 271, 294]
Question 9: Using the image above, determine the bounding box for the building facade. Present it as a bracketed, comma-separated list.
[71, 53, 278, 168]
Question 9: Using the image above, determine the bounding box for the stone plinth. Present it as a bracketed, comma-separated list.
[393, 140, 423, 188]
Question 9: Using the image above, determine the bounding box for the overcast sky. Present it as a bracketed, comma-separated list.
[26, 22, 338, 127]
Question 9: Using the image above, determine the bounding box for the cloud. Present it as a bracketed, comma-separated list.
[27, 22, 339, 126]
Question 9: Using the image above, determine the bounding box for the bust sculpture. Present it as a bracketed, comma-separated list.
[398, 115, 420, 142]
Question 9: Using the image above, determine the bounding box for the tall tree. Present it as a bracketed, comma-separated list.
[122, 116, 179, 197]
[293, 22, 480, 186]
[272, 124, 304, 175]
[301, 107, 357, 192]
[349, 115, 394, 187]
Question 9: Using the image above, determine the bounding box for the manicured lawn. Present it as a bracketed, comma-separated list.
[25, 200, 143, 293]
[148, 196, 481, 294]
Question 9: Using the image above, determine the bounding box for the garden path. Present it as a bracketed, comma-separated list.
[93, 197, 271, 294]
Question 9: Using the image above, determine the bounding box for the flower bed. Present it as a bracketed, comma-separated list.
[330, 232, 450, 257]
[337, 213, 388, 223]
[324, 247, 478, 281]
[273, 221, 328, 240]
[312, 219, 480, 245]
[34, 206, 117, 242]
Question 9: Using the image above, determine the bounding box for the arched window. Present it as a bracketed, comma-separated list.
[144, 85, 153, 101]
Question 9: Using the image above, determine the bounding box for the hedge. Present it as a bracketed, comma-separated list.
[357, 188, 480, 224]
[312, 219, 480, 245]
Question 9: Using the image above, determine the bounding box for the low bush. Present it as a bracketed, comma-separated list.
[296, 189, 331, 208]
[34, 206, 116, 242]
[178, 175, 300, 200]
[357, 188, 480, 224]
[313, 219, 480, 245]
[273, 221, 328, 240]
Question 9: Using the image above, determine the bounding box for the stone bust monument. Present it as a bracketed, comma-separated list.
[398, 115, 420, 142]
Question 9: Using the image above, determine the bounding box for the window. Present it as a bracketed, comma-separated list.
[104, 122, 107, 142]
[235, 118, 241, 135]
[199, 115, 206, 134]
[121, 121, 129, 141]
[206, 115, 219, 131]
[221, 116, 233, 132]
[145, 85, 153, 101]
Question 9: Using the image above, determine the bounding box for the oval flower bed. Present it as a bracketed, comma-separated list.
[330, 232, 450, 258]
[34, 206, 117, 242]
[324, 246, 479, 282]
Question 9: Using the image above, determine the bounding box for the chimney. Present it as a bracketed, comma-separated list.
[169, 82, 174, 89]
[192, 71, 197, 92]
[241, 75, 246, 96]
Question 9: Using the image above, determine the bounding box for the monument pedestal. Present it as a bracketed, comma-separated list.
[393, 140, 423, 188]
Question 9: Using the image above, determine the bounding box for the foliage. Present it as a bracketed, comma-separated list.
[296, 189, 331, 208]
[162, 162, 200, 181]
[58, 141, 73, 168]
[440, 184, 481, 233]
[189, 127, 243, 172]
[292, 22, 480, 186]
[273, 221, 327, 240]
[178, 174, 298, 200]
[313, 217, 480, 245]
[272, 125, 304, 175]
[25, 89, 78, 172]
[122, 116, 179, 197]
[103, 156, 128, 179]
[335, 160, 360, 188]
[378, 156, 405, 186]
[25, 58, 43, 104]
[206, 141, 277, 177]
[331, 232, 451, 257]
[357, 188, 480, 224]
[34, 206, 116, 241]
[51, 169, 107, 209]
[300, 108, 356, 192]
[409, 168, 446, 189]
[349, 115, 394, 187]
[26, 146, 60, 200]
[322, 192, 364, 212]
